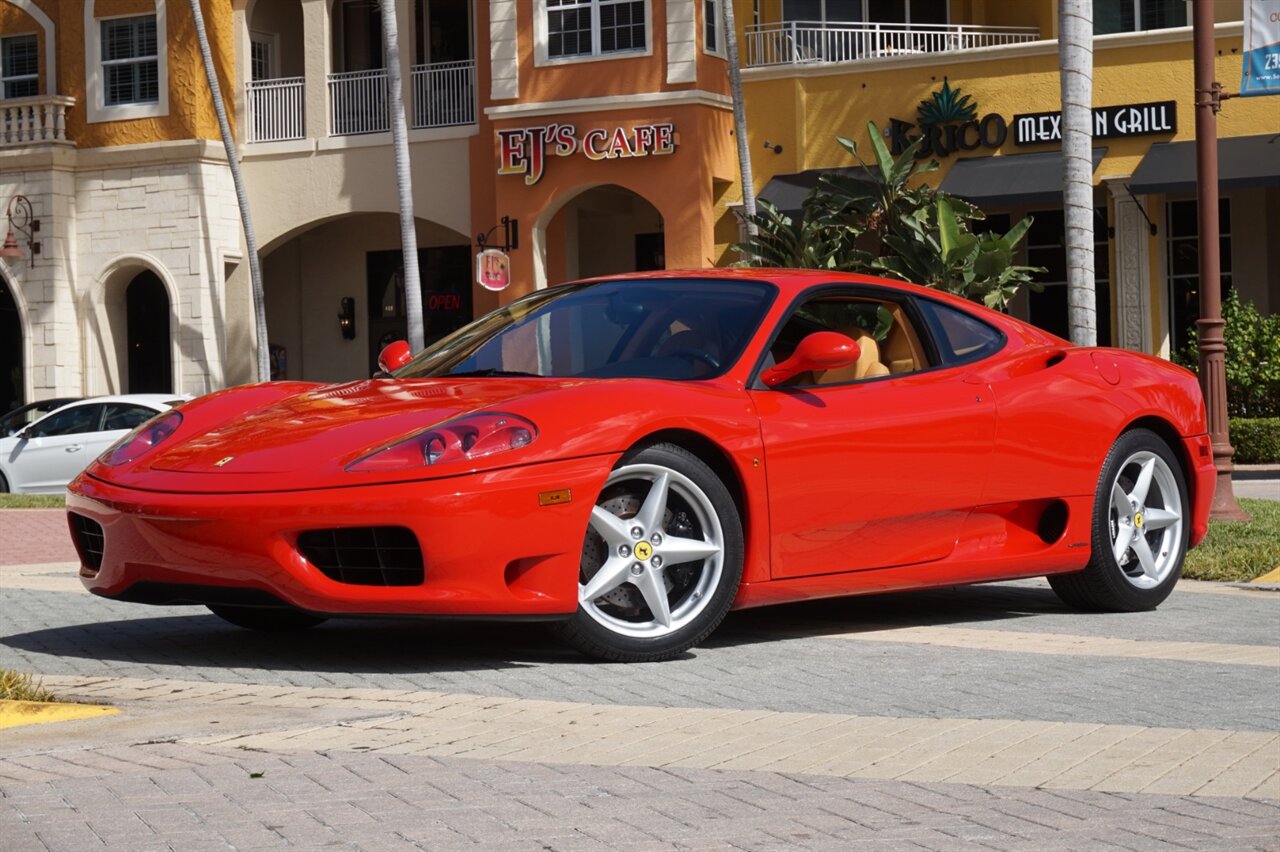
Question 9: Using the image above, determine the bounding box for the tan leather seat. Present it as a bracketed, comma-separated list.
[815, 333, 889, 384]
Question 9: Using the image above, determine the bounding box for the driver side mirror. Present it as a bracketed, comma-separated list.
[16, 425, 33, 440]
[376, 340, 413, 376]
[760, 331, 861, 388]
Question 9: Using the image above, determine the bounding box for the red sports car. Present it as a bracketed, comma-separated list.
[68, 271, 1214, 662]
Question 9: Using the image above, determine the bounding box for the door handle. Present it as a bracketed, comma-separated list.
[65, 445, 83, 453]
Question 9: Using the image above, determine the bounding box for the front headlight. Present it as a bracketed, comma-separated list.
[99, 411, 184, 466]
[346, 412, 537, 472]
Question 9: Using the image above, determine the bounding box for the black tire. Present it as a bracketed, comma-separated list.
[0, 472, 9, 493]
[554, 442, 744, 662]
[1049, 428, 1190, 611]
[206, 604, 327, 631]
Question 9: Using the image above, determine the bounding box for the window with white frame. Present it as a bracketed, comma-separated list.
[1, 34, 39, 99]
[705, 0, 721, 53]
[1094, 0, 1188, 35]
[101, 15, 159, 106]
[546, 0, 646, 59]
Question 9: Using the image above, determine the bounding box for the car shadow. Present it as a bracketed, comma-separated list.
[3, 582, 1077, 673]
[706, 582, 1078, 649]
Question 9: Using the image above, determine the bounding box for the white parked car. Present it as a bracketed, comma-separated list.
[0, 395, 188, 494]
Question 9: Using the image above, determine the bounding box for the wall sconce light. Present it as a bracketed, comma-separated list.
[0, 195, 40, 267]
[338, 296, 356, 339]
[762, 140, 783, 155]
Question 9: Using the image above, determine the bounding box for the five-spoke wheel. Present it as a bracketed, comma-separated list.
[1050, 428, 1190, 611]
[555, 443, 743, 661]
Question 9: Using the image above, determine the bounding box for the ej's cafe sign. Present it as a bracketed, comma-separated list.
[498, 123, 677, 186]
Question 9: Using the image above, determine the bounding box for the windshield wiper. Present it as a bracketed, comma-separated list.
[443, 368, 544, 378]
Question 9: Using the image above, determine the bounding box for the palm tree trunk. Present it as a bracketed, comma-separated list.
[187, 0, 270, 382]
[1059, 0, 1096, 346]
[380, 0, 425, 353]
[723, 0, 758, 239]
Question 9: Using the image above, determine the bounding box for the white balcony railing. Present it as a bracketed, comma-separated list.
[329, 68, 390, 136]
[245, 77, 304, 143]
[411, 60, 476, 129]
[1, 95, 75, 147]
[745, 21, 1040, 67]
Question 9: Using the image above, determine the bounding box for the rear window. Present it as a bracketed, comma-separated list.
[916, 299, 1005, 364]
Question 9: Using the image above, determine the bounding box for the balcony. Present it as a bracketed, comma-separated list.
[745, 21, 1040, 68]
[1, 95, 75, 147]
[245, 61, 476, 144]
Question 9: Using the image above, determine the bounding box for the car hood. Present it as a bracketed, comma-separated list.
[105, 377, 586, 491]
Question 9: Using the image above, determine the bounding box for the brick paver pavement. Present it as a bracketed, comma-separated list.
[1, 503, 1277, 850]
[0, 510, 77, 566]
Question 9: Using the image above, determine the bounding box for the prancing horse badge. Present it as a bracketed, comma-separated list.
[214, 456, 235, 468]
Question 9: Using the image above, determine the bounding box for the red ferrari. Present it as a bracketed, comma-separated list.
[68, 271, 1214, 662]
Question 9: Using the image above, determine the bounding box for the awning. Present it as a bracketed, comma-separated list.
[757, 166, 877, 219]
[938, 148, 1107, 207]
[1130, 134, 1280, 194]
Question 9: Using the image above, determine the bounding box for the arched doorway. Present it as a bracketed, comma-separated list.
[262, 213, 472, 382]
[545, 185, 665, 284]
[124, 271, 173, 393]
[0, 274, 22, 414]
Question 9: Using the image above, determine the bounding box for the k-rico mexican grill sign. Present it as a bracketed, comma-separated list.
[1013, 101, 1177, 145]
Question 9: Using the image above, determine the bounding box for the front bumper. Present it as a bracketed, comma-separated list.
[69, 455, 617, 617]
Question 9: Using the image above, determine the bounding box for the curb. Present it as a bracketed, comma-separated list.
[0, 699, 118, 730]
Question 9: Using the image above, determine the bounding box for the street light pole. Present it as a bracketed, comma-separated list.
[1192, 0, 1248, 521]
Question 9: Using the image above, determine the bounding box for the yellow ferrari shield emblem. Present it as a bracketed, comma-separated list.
[1134, 512, 1144, 528]
[634, 541, 653, 561]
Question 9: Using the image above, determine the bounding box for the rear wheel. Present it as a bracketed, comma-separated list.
[554, 443, 743, 662]
[0, 472, 9, 493]
[206, 604, 327, 632]
[1049, 428, 1189, 611]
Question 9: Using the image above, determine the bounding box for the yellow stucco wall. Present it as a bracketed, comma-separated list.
[741, 27, 1276, 198]
[0, 0, 237, 148]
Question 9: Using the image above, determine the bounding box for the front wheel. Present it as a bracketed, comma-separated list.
[554, 443, 744, 662]
[1049, 428, 1189, 611]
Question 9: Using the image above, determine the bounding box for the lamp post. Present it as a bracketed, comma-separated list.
[0, 195, 40, 266]
[1192, 0, 1248, 521]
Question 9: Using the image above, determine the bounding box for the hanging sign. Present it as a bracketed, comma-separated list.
[1013, 101, 1177, 145]
[1241, 0, 1280, 96]
[497, 123, 677, 186]
[476, 248, 511, 291]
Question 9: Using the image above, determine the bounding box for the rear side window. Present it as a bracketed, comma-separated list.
[102, 403, 158, 431]
[916, 299, 1005, 365]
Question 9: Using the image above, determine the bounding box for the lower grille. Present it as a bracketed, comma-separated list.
[297, 526, 424, 586]
[69, 513, 105, 570]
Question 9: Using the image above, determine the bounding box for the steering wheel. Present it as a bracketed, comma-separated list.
[665, 349, 721, 370]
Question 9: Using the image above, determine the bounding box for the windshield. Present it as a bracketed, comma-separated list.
[394, 278, 776, 381]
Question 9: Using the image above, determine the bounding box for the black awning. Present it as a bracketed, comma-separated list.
[1130, 134, 1280, 194]
[938, 148, 1107, 207]
[756, 166, 877, 219]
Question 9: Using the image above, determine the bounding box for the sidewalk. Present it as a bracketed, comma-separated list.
[0, 509, 76, 566]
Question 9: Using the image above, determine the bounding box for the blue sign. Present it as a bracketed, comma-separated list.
[1242, 0, 1280, 96]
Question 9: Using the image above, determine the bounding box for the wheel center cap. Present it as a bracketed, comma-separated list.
[1134, 512, 1144, 529]
[633, 541, 653, 561]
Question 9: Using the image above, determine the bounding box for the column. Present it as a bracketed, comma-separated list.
[1107, 179, 1153, 354]
[302, 0, 330, 139]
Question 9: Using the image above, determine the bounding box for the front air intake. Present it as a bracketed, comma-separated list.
[297, 526, 424, 586]
[69, 513, 105, 571]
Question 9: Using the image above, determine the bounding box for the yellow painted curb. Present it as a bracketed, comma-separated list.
[1251, 566, 1280, 584]
[0, 699, 119, 730]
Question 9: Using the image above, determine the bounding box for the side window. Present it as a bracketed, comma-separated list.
[101, 15, 159, 106]
[916, 298, 1005, 364]
[768, 292, 932, 386]
[1, 34, 39, 99]
[31, 405, 104, 438]
[102, 404, 158, 431]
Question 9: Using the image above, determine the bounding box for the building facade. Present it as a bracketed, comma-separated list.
[0, 0, 1275, 409]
